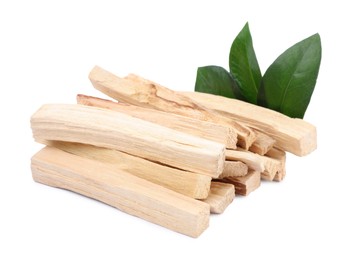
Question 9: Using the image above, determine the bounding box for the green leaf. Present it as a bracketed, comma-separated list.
[194, 66, 237, 98]
[258, 33, 321, 118]
[229, 22, 262, 104]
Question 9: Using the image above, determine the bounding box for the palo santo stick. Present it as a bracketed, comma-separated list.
[260, 156, 283, 181]
[125, 73, 257, 149]
[222, 170, 261, 196]
[201, 182, 235, 214]
[249, 131, 276, 155]
[181, 91, 317, 156]
[225, 149, 265, 172]
[226, 149, 283, 181]
[219, 161, 248, 179]
[77, 94, 230, 146]
[88, 66, 236, 148]
[88, 66, 257, 149]
[31, 147, 210, 238]
[44, 141, 211, 199]
[31, 104, 225, 177]
[266, 148, 286, 181]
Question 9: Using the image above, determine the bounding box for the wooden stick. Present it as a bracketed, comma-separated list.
[225, 149, 265, 172]
[226, 149, 283, 181]
[31, 147, 210, 238]
[201, 182, 235, 214]
[249, 131, 276, 155]
[31, 104, 225, 177]
[125, 73, 257, 149]
[88, 66, 236, 148]
[260, 156, 283, 181]
[44, 141, 211, 199]
[219, 161, 248, 178]
[221, 170, 261, 196]
[181, 91, 317, 156]
[266, 148, 286, 181]
[88, 66, 257, 149]
[77, 94, 230, 146]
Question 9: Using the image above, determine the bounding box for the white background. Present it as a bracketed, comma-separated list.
[1, 0, 347, 259]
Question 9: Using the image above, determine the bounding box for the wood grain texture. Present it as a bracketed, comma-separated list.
[181, 91, 317, 156]
[31, 104, 225, 177]
[219, 161, 248, 178]
[221, 170, 261, 196]
[226, 149, 284, 181]
[44, 141, 211, 199]
[249, 131, 276, 155]
[31, 147, 210, 238]
[125, 73, 257, 149]
[201, 182, 235, 214]
[259, 150, 284, 181]
[77, 94, 230, 146]
[260, 157, 283, 181]
[88, 66, 257, 149]
[266, 148, 286, 181]
[225, 149, 265, 172]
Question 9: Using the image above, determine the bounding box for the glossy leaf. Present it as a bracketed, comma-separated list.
[258, 34, 321, 118]
[195, 66, 237, 98]
[229, 22, 262, 104]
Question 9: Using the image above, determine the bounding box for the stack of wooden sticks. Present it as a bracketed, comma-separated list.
[30, 66, 317, 238]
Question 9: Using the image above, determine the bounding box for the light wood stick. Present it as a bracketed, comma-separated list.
[249, 131, 276, 155]
[88, 66, 236, 148]
[221, 170, 261, 196]
[181, 91, 317, 156]
[88, 66, 257, 149]
[260, 156, 283, 181]
[225, 149, 265, 172]
[219, 161, 248, 178]
[77, 94, 230, 146]
[30, 104, 225, 177]
[266, 148, 286, 181]
[44, 141, 211, 199]
[31, 147, 210, 238]
[201, 182, 235, 214]
[226, 149, 283, 181]
[125, 73, 257, 149]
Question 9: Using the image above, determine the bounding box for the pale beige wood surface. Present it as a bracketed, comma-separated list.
[266, 148, 286, 181]
[88, 66, 258, 149]
[273, 171, 286, 182]
[31, 104, 225, 177]
[222, 170, 261, 196]
[31, 147, 210, 238]
[201, 182, 235, 214]
[219, 161, 248, 178]
[125, 73, 257, 149]
[44, 141, 211, 199]
[260, 157, 283, 181]
[226, 149, 283, 181]
[249, 131, 276, 155]
[181, 91, 317, 156]
[225, 149, 265, 172]
[259, 151, 284, 181]
[77, 94, 230, 146]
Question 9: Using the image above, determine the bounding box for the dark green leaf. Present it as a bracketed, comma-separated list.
[258, 34, 321, 118]
[229, 22, 262, 104]
[195, 66, 237, 98]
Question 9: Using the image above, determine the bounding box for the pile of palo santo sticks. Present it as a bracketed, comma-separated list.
[30, 66, 317, 238]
